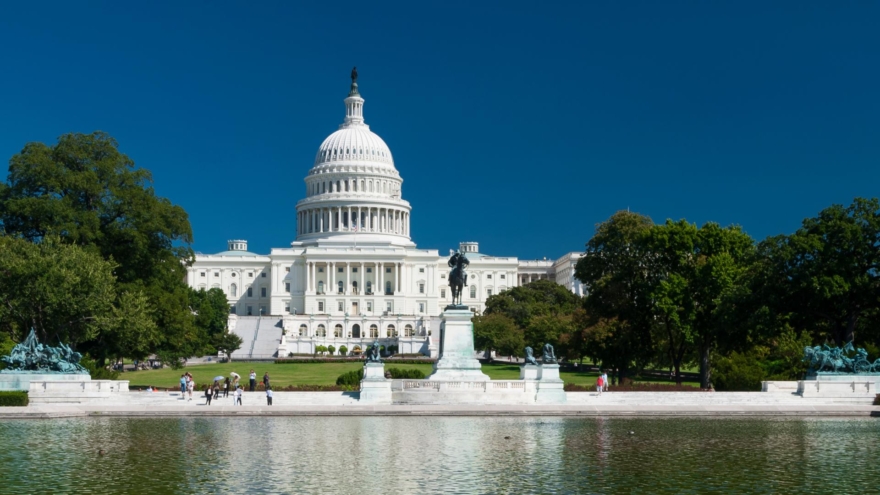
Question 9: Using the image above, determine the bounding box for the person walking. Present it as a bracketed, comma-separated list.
[223, 378, 230, 398]
[179, 374, 187, 396]
[596, 374, 604, 395]
[213, 381, 221, 402]
[601, 370, 609, 392]
[249, 370, 257, 392]
[266, 387, 273, 406]
[262, 372, 270, 390]
[234, 385, 243, 405]
[205, 385, 213, 405]
[186, 376, 195, 401]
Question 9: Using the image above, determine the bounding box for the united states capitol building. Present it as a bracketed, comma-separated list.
[186, 73, 585, 358]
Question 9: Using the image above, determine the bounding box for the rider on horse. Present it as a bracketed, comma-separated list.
[448, 250, 470, 305]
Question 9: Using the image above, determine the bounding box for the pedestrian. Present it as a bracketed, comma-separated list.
[223, 378, 230, 398]
[187, 376, 195, 401]
[263, 372, 270, 390]
[249, 369, 257, 392]
[596, 374, 604, 395]
[601, 370, 609, 392]
[231, 371, 240, 389]
[234, 385, 243, 405]
[266, 387, 273, 406]
[179, 374, 186, 395]
[213, 381, 220, 401]
[205, 385, 213, 405]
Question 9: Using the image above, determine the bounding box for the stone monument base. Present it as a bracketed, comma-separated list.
[28, 379, 129, 404]
[798, 375, 877, 398]
[535, 364, 567, 404]
[0, 372, 90, 391]
[359, 363, 392, 404]
[427, 309, 490, 381]
[520, 364, 539, 380]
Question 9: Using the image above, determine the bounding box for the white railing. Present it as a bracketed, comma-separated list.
[394, 380, 531, 393]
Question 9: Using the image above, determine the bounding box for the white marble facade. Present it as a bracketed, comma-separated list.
[186, 76, 585, 356]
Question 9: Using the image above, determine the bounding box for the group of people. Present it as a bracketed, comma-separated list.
[596, 370, 610, 395]
[199, 370, 273, 406]
[179, 372, 196, 401]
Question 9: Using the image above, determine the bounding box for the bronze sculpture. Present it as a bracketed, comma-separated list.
[542, 343, 557, 364]
[0, 328, 88, 374]
[366, 340, 382, 363]
[351, 66, 358, 83]
[523, 346, 538, 366]
[447, 250, 469, 307]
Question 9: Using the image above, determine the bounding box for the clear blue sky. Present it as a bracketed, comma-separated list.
[1, 2, 878, 260]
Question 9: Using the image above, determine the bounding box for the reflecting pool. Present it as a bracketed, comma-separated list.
[0, 417, 877, 494]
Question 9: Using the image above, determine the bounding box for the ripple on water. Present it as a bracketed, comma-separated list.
[0, 417, 877, 494]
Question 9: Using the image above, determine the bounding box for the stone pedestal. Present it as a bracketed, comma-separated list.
[359, 363, 392, 404]
[427, 308, 490, 381]
[520, 364, 539, 380]
[798, 375, 877, 398]
[0, 372, 91, 391]
[535, 364, 567, 404]
[28, 380, 129, 404]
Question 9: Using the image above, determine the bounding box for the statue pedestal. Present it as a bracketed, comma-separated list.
[535, 364, 566, 404]
[798, 375, 877, 398]
[427, 309, 490, 381]
[359, 363, 392, 404]
[520, 364, 539, 380]
[0, 372, 90, 392]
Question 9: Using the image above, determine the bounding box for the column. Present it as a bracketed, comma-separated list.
[345, 263, 351, 295]
[319, 209, 324, 232]
[397, 262, 402, 293]
[336, 208, 341, 232]
[305, 261, 311, 293]
[378, 262, 383, 295]
[329, 262, 335, 294]
[347, 206, 352, 231]
[360, 262, 365, 296]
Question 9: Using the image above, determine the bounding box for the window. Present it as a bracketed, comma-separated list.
[248, 272, 253, 278]
[229, 305, 236, 315]
[419, 267, 425, 273]
[318, 267, 324, 273]
[317, 324, 326, 337]
[369, 324, 378, 338]
[261, 273, 266, 278]
[500, 274, 506, 279]
[419, 283, 425, 294]
[338, 267, 343, 273]
[299, 324, 307, 336]
[261, 287, 267, 297]
[419, 303, 425, 313]
[386, 268, 391, 273]
[338, 281, 344, 294]
[200, 272, 206, 277]
[338, 301, 344, 312]
[285, 267, 290, 272]
[387, 324, 396, 337]
[440, 273, 446, 279]
[470, 286, 476, 299]
[284, 304, 290, 313]
[353, 267, 358, 273]
[367, 301, 373, 312]
[366, 281, 372, 294]
[318, 281, 324, 294]
[260, 306, 267, 315]
[247, 287, 253, 297]
[285, 283, 290, 293]
[386, 301, 392, 312]
[334, 324, 342, 337]
[230, 284, 238, 297]
[247, 306, 253, 315]
[318, 301, 325, 312]
[487, 289, 493, 297]
[367, 268, 372, 273]
[441, 289, 446, 298]
[405, 324, 414, 337]
[385, 281, 392, 295]
[352, 324, 361, 338]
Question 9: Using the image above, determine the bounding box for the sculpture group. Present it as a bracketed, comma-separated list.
[1, 328, 88, 374]
[803, 342, 880, 374]
[523, 344, 556, 365]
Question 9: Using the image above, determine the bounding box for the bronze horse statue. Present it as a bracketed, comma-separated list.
[447, 251, 469, 306]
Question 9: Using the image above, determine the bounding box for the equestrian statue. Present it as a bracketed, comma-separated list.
[447, 250, 470, 308]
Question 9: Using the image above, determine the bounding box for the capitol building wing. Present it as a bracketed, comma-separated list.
[186, 75, 585, 358]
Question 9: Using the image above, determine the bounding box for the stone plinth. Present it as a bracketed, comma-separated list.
[427, 309, 490, 381]
[535, 364, 566, 404]
[28, 380, 129, 404]
[359, 363, 392, 404]
[0, 372, 90, 391]
[520, 364, 539, 380]
[798, 376, 877, 398]
[392, 379, 537, 405]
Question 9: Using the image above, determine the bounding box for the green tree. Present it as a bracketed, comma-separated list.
[575, 210, 657, 382]
[757, 197, 880, 347]
[339, 345, 348, 356]
[96, 290, 161, 365]
[328, 345, 336, 356]
[473, 313, 524, 358]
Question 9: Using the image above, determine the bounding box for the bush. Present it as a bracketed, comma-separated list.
[335, 369, 364, 388]
[386, 367, 426, 379]
[339, 345, 348, 356]
[274, 358, 434, 364]
[80, 356, 120, 380]
[328, 345, 336, 356]
[713, 351, 767, 391]
[0, 391, 29, 406]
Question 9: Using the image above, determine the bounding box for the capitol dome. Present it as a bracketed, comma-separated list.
[294, 71, 412, 247]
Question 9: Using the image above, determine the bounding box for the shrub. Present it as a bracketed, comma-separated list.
[274, 358, 434, 364]
[335, 369, 364, 388]
[386, 368, 426, 379]
[328, 345, 336, 356]
[0, 391, 29, 406]
[339, 345, 348, 356]
[713, 351, 767, 391]
[81, 356, 120, 380]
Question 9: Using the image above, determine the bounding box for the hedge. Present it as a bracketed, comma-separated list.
[0, 391, 29, 407]
[386, 368, 426, 379]
[336, 369, 364, 387]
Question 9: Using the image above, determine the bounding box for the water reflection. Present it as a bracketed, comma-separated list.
[0, 417, 877, 494]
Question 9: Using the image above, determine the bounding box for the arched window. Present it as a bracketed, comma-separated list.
[334, 324, 343, 337]
[387, 324, 396, 337]
[318, 281, 324, 294]
[299, 324, 307, 336]
[369, 324, 378, 338]
[336, 180, 341, 191]
[404, 324, 414, 337]
[352, 324, 361, 338]
[317, 324, 326, 337]
[230, 283, 238, 297]
[470, 285, 476, 299]
[337, 281, 344, 294]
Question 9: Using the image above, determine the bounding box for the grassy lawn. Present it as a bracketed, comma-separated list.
[124, 361, 700, 388]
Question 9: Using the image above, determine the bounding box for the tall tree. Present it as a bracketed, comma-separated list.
[575, 210, 656, 381]
[758, 197, 880, 347]
[473, 313, 524, 358]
